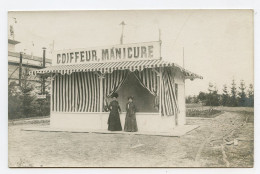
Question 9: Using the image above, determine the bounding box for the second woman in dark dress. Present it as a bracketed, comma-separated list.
[124, 96, 138, 132]
[107, 93, 122, 131]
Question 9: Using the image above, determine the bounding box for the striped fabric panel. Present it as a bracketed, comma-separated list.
[133, 68, 159, 96]
[161, 68, 179, 117]
[51, 68, 179, 116]
[102, 70, 130, 110]
[133, 67, 179, 117]
[52, 72, 100, 112]
[103, 70, 129, 98]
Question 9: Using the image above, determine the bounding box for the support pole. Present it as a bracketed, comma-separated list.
[95, 72, 105, 112]
[19, 52, 23, 86]
[42, 47, 46, 94]
[99, 76, 104, 112]
[183, 47, 185, 68]
[50, 74, 53, 115]
[159, 68, 163, 116]
[120, 21, 126, 44]
[159, 28, 162, 59]
[153, 68, 162, 116]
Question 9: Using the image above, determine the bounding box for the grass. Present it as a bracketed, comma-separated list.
[186, 109, 222, 118]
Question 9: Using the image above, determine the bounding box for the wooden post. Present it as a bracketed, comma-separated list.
[159, 28, 162, 59]
[19, 52, 23, 86]
[152, 68, 162, 116]
[99, 75, 104, 112]
[183, 47, 185, 68]
[119, 21, 126, 44]
[159, 68, 163, 116]
[50, 74, 53, 115]
[95, 72, 104, 112]
[42, 47, 46, 94]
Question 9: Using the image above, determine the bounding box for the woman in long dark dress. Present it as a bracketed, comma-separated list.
[124, 96, 138, 132]
[107, 93, 122, 131]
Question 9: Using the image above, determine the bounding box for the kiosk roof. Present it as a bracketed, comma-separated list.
[29, 59, 202, 80]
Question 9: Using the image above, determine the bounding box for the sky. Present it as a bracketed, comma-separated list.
[8, 10, 254, 96]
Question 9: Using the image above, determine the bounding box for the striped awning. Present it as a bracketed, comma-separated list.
[29, 59, 202, 79]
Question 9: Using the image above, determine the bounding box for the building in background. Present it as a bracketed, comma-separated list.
[8, 37, 52, 94]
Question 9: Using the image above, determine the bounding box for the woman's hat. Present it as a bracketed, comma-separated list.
[111, 93, 119, 98]
[128, 96, 134, 100]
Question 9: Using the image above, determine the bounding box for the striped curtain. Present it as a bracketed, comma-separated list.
[52, 72, 100, 112]
[133, 68, 159, 96]
[161, 68, 179, 116]
[133, 68, 160, 110]
[133, 68, 179, 116]
[51, 68, 179, 116]
[102, 70, 130, 110]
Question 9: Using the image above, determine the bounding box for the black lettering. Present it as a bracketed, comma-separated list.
[57, 54, 61, 64]
[92, 50, 97, 61]
[102, 49, 109, 60]
[70, 53, 74, 63]
[128, 47, 132, 58]
[62, 53, 66, 63]
[134, 47, 140, 58]
[110, 49, 115, 59]
[115, 48, 121, 59]
[123, 48, 126, 59]
[141, 46, 147, 58]
[86, 51, 91, 61]
[148, 46, 153, 58]
[75, 52, 79, 63]
[66, 53, 69, 63]
[80, 51, 85, 62]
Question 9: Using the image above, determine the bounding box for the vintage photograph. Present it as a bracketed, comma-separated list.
[8, 10, 254, 167]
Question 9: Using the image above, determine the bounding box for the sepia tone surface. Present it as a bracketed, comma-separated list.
[8, 10, 254, 167]
[9, 107, 253, 167]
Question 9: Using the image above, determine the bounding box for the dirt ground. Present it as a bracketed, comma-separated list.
[8, 107, 254, 167]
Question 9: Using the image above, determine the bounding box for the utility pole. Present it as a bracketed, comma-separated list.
[19, 52, 23, 86]
[159, 28, 162, 59]
[42, 47, 46, 94]
[183, 47, 185, 68]
[119, 21, 126, 44]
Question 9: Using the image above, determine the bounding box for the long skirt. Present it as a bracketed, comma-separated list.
[108, 111, 122, 131]
[124, 114, 138, 132]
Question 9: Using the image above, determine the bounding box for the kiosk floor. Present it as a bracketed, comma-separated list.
[22, 124, 199, 137]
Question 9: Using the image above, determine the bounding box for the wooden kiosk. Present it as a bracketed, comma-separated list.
[30, 41, 202, 132]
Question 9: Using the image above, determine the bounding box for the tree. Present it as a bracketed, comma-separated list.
[198, 92, 207, 105]
[221, 84, 229, 106]
[206, 82, 214, 106]
[185, 96, 192, 104]
[229, 79, 238, 107]
[247, 83, 254, 107]
[211, 85, 220, 106]
[8, 81, 21, 119]
[238, 80, 246, 106]
[192, 95, 199, 103]
[19, 66, 36, 117]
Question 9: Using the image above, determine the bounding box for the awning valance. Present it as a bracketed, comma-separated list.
[29, 59, 202, 79]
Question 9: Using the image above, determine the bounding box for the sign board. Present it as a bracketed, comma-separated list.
[52, 41, 161, 66]
[37, 94, 46, 99]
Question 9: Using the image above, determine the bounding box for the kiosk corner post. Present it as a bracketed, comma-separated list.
[50, 73, 53, 115]
[99, 75, 103, 112]
[159, 67, 163, 116]
[153, 67, 162, 116]
[96, 72, 105, 112]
